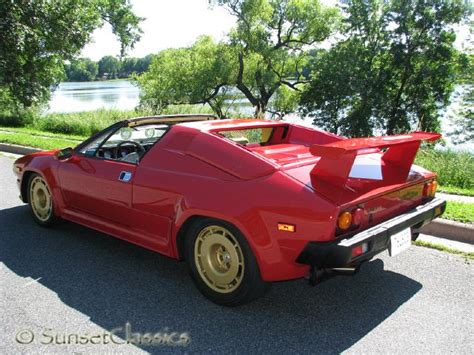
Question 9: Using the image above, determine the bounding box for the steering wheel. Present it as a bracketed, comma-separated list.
[114, 140, 146, 159]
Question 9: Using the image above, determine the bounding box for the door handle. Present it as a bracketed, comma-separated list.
[118, 171, 132, 182]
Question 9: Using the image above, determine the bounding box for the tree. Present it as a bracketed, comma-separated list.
[135, 54, 154, 74]
[300, 0, 469, 137]
[137, 36, 235, 117]
[0, 0, 142, 110]
[120, 57, 138, 77]
[210, 0, 340, 117]
[65, 58, 99, 81]
[268, 84, 303, 119]
[98, 55, 120, 79]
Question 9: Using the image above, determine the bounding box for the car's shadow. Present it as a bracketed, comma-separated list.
[0, 205, 422, 353]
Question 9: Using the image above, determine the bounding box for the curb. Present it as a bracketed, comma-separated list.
[0, 143, 41, 155]
[420, 219, 474, 245]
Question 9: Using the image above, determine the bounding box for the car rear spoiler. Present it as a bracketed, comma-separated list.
[309, 132, 441, 190]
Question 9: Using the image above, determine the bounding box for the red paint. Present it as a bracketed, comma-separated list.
[13, 119, 440, 282]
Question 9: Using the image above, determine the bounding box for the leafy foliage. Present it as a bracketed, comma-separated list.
[300, 0, 470, 136]
[98, 55, 121, 79]
[63, 54, 153, 81]
[137, 36, 235, 117]
[64, 58, 99, 82]
[211, 0, 340, 117]
[0, 0, 142, 110]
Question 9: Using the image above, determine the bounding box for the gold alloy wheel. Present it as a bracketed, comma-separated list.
[194, 225, 245, 293]
[29, 176, 52, 222]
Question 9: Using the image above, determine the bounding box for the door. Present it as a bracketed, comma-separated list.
[58, 156, 136, 225]
[57, 125, 140, 225]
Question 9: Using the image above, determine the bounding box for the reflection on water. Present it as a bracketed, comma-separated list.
[47, 80, 140, 113]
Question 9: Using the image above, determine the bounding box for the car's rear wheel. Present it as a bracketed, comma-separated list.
[28, 173, 57, 226]
[185, 218, 268, 306]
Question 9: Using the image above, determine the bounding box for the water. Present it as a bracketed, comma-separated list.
[47, 80, 471, 151]
[47, 80, 139, 113]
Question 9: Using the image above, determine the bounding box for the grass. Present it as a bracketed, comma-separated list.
[0, 126, 86, 141]
[0, 132, 79, 150]
[415, 148, 473, 191]
[0, 106, 216, 149]
[414, 240, 474, 260]
[443, 201, 474, 224]
[438, 185, 474, 197]
[1, 105, 216, 137]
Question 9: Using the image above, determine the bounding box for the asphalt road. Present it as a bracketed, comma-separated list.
[0, 154, 473, 354]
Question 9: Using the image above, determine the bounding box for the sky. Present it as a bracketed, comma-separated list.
[81, 0, 471, 60]
[81, 0, 236, 60]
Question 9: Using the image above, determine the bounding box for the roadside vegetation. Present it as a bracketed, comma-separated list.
[443, 202, 474, 224]
[0, 131, 80, 151]
[0, 105, 215, 137]
[415, 148, 474, 193]
[414, 240, 474, 261]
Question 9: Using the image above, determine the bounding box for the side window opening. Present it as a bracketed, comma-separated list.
[217, 127, 275, 146]
[78, 124, 168, 164]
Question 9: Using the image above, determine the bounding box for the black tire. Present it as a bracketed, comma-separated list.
[411, 222, 423, 241]
[27, 173, 58, 227]
[185, 218, 269, 306]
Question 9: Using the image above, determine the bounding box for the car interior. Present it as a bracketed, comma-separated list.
[78, 123, 169, 164]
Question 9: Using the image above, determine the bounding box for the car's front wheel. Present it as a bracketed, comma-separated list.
[28, 173, 57, 226]
[185, 218, 268, 306]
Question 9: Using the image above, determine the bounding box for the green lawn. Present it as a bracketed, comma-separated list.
[0, 126, 86, 141]
[443, 201, 474, 224]
[0, 132, 79, 150]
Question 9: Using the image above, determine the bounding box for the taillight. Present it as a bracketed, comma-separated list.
[423, 180, 438, 198]
[337, 208, 365, 233]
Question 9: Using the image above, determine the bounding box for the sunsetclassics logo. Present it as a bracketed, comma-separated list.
[15, 323, 191, 347]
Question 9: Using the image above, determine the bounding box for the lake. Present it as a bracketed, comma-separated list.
[47, 80, 471, 151]
[47, 80, 139, 113]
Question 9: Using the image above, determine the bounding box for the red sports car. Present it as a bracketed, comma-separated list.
[13, 114, 446, 305]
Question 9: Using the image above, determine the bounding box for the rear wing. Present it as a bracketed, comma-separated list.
[309, 132, 441, 189]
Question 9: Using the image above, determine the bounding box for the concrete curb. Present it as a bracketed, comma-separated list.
[420, 219, 474, 245]
[0, 143, 41, 155]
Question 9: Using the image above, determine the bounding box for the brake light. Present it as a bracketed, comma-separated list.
[352, 208, 365, 226]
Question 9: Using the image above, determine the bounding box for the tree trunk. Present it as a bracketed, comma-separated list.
[254, 102, 266, 118]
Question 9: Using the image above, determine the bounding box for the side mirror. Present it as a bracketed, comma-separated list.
[55, 147, 74, 161]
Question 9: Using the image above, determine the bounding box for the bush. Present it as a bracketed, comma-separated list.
[415, 148, 473, 189]
[0, 109, 37, 127]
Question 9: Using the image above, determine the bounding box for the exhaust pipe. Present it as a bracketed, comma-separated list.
[307, 266, 359, 286]
[330, 267, 359, 276]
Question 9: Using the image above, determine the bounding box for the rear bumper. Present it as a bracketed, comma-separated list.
[296, 198, 446, 268]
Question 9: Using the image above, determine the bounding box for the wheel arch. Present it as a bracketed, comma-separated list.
[174, 214, 263, 263]
[175, 215, 206, 260]
[20, 170, 36, 202]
